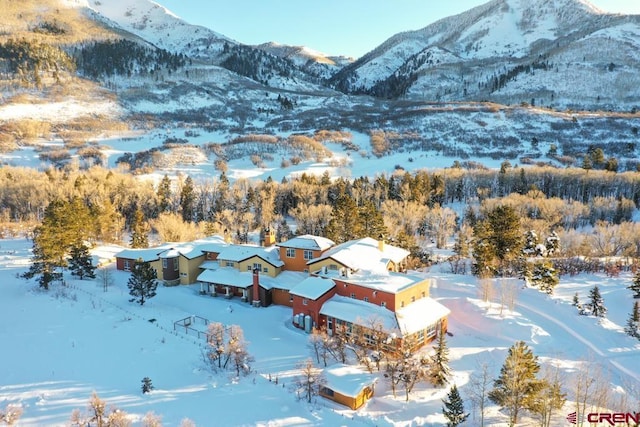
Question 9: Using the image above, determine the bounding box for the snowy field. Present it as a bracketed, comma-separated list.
[1, 239, 639, 426]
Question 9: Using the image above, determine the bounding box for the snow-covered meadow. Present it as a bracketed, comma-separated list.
[1, 239, 639, 426]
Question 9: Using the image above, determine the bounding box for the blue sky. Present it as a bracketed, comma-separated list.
[157, 0, 640, 58]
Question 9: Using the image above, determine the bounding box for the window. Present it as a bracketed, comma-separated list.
[123, 260, 130, 271]
[327, 316, 333, 331]
[350, 293, 356, 299]
[247, 265, 252, 271]
[320, 386, 334, 397]
[253, 262, 262, 271]
[363, 297, 369, 302]
[426, 321, 439, 339]
[225, 261, 234, 267]
[421, 291, 426, 298]
[364, 333, 375, 346]
[162, 258, 168, 268]
[174, 259, 179, 271]
[401, 301, 405, 308]
[286, 248, 296, 258]
[289, 295, 294, 303]
[328, 264, 338, 270]
[302, 298, 308, 306]
[416, 329, 425, 344]
[380, 301, 387, 308]
[303, 250, 313, 260]
[411, 296, 415, 303]
[263, 267, 268, 273]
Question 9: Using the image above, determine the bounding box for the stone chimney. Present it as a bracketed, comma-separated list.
[252, 268, 261, 307]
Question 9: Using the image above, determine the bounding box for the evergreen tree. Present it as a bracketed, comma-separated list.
[430, 324, 451, 387]
[22, 198, 92, 289]
[442, 384, 469, 427]
[489, 341, 545, 426]
[129, 207, 149, 249]
[127, 260, 158, 306]
[179, 176, 196, 222]
[486, 205, 523, 266]
[585, 285, 607, 318]
[157, 174, 172, 213]
[522, 230, 540, 256]
[325, 193, 363, 244]
[68, 242, 96, 280]
[358, 199, 387, 239]
[624, 301, 640, 339]
[628, 271, 640, 298]
[526, 261, 559, 294]
[572, 292, 581, 309]
[544, 231, 560, 256]
[141, 377, 154, 394]
[276, 218, 293, 243]
[530, 370, 566, 427]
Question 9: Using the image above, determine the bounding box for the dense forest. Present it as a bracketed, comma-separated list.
[4, 165, 640, 283]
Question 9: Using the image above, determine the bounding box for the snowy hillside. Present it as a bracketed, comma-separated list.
[330, 0, 640, 110]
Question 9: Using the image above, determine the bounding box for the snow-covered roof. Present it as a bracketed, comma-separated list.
[308, 237, 409, 272]
[318, 270, 427, 294]
[160, 248, 181, 258]
[217, 245, 284, 267]
[268, 271, 308, 291]
[395, 298, 451, 336]
[323, 364, 377, 398]
[199, 260, 219, 270]
[277, 234, 335, 251]
[191, 235, 228, 255]
[197, 268, 253, 289]
[116, 245, 173, 262]
[319, 295, 449, 336]
[290, 276, 336, 300]
[320, 296, 399, 334]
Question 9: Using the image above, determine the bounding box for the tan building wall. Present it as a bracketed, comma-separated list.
[320, 386, 374, 410]
[306, 257, 347, 275]
[149, 260, 162, 280]
[236, 255, 281, 277]
[179, 255, 205, 285]
[394, 278, 431, 310]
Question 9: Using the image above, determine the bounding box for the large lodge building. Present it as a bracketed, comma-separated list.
[116, 232, 450, 351]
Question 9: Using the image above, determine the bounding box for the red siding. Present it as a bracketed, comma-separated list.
[291, 288, 337, 329]
[332, 279, 396, 311]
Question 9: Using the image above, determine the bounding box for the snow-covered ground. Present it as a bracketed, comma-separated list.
[1, 239, 639, 426]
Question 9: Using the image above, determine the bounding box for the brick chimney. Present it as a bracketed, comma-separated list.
[252, 268, 261, 307]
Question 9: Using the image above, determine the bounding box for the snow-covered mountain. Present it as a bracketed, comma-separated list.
[330, 0, 640, 110]
[255, 42, 353, 79]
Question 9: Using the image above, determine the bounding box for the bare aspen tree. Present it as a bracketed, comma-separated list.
[97, 265, 114, 292]
[293, 358, 326, 403]
[479, 277, 494, 304]
[571, 359, 599, 427]
[142, 411, 162, 427]
[308, 327, 324, 365]
[207, 322, 226, 369]
[0, 403, 23, 426]
[468, 361, 492, 427]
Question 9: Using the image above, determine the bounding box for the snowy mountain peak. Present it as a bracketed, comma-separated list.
[330, 0, 640, 110]
[73, 0, 232, 54]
